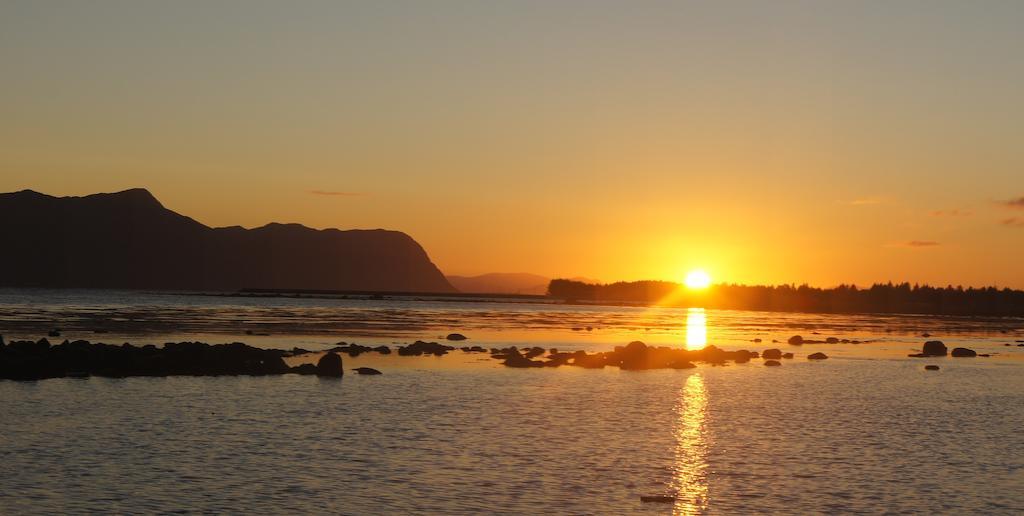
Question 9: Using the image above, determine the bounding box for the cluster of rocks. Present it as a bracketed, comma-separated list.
[490, 341, 829, 370]
[907, 341, 984, 358]
[328, 343, 392, 357]
[785, 335, 862, 345]
[397, 341, 456, 356]
[0, 338, 304, 380]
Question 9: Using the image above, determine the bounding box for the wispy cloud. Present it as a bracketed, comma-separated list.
[848, 197, 884, 206]
[309, 190, 364, 197]
[997, 197, 1024, 209]
[931, 209, 972, 217]
[905, 240, 941, 247]
[1001, 217, 1024, 228]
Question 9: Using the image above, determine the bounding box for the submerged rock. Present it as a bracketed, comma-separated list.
[445, 333, 468, 341]
[807, 352, 829, 360]
[290, 364, 318, 375]
[398, 340, 454, 356]
[950, 347, 977, 358]
[640, 495, 676, 503]
[782, 352, 794, 359]
[925, 365, 940, 371]
[788, 335, 804, 345]
[825, 337, 839, 344]
[762, 349, 783, 360]
[764, 360, 782, 367]
[315, 352, 344, 377]
[502, 349, 544, 368]
[352, 367, 382, 375]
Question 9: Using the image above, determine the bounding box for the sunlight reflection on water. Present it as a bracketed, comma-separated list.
[685, 308, 707, 350]
[674, 372, 709, 515]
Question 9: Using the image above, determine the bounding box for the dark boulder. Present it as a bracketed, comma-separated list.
[782, 352, 794, 359]
[446, 333, 468, 341]
[374, 345, 391, 354]
[922, 341, 947, 356]
[950, 347, 977, 358]
[764, 360, 782, 367]
[788, 335, 804, 345]
[807, 352, 828, 360]
[762, 349, 782, 360]
[315, 352, 344, 377]
[352, 367, 382, 375]
[924, 365, 940, 371]
[825, 337, 839, 344]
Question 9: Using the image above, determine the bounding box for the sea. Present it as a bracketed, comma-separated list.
[1, 289, 1022, 514]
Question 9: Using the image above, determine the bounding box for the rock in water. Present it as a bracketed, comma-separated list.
[788, 335, 804, 345]
[950, 347, 977, 358]
[925, 365, 940, 371]
[764, 360, 782, 367]
[446, 333, 468, 341]
[922, 341, 947, 356]
[352, 367, 382, 375]
[807, 352, 828, 360]
[315, 352, 344, 377]
[634, 495, 675, 503]
[762, 348, 783, 360]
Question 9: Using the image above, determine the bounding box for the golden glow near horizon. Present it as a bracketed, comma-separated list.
[2, 2, 1024, 288]
[684, 270, 712, 290]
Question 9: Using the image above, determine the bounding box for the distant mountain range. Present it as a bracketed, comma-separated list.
[0, 188, 455, 292]
[447, 273, 599, 295]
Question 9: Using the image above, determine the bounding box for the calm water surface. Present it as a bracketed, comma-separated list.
[1, 289, 1023, 514]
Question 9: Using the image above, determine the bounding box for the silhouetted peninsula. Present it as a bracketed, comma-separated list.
[0, 189, 454, 292]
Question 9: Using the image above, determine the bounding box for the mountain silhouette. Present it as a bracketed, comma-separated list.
[0, 188, 455, 292]
[446, 273, 551, 295]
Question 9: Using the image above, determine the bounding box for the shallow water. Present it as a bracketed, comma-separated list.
[2, 360, 1022, 514]
[1, 288, 1022, 358]
[2, 289, 1024, 514]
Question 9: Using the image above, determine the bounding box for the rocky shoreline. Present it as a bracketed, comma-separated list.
[0, 333, 985, 381]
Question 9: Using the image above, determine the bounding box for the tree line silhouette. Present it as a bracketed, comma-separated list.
[547, 279, 1024, 316]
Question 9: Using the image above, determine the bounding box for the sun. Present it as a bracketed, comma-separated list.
[684, 269, 712, 289]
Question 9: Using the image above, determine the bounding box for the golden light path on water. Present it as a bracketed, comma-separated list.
[673, 372, 710, 514]
[685, 308, 708, 350]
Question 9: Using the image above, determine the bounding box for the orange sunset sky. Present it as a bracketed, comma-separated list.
[2, 1, 1023, 288]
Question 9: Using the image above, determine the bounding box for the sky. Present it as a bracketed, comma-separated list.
[2, 1, 1023, 288]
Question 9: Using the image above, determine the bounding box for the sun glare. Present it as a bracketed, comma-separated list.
[684, 269, 712, 289]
